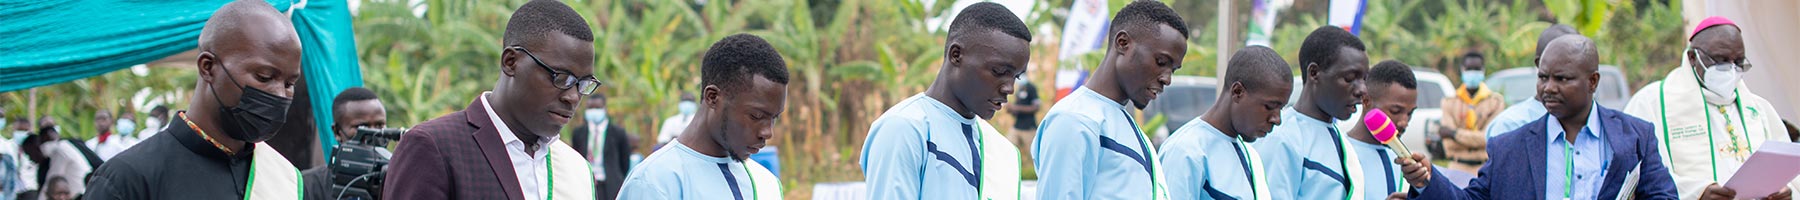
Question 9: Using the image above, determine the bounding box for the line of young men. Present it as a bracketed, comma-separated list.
[72, 0, 794, 199]
[81, 0, 1794, 200]
[857, 1, 1796, 199]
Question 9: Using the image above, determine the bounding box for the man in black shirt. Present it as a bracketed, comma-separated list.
[1006, 78, 1041, 150]
[84, 1, 306, 199]
[302, 87, 387, 200]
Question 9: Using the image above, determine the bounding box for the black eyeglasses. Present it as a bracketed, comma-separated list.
[516, 47, 601, 94]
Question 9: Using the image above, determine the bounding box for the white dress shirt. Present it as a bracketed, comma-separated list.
[480, 92, 557, 200]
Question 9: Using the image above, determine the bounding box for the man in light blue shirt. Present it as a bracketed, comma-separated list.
[1160, 46, 1292, 200]
[1254, 25, 1370, 200]
[1485, 24, 1576, 138]
[618, 34, 788, 200]
[1032, 1, 1189, 199]
[1345, 61, 1419, 200]
[860, 2, 1031, 199]
[1544, 101, 1610, 199]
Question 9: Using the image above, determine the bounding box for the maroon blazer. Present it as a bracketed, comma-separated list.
[383, 98, 527, 200]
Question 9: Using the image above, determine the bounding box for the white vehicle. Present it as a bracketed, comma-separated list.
[1141, 76, 1220, 142]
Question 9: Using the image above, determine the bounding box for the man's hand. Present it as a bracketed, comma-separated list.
[1700, 183, 1736, 200]
[1766, 187, 1792, 200]
[1395, 153, 1432, 188]
[1386, 192, 1407, 200]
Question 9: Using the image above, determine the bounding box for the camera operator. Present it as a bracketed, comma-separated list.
[304, 87, 386, 200]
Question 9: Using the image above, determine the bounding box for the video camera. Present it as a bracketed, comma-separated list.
[328, 127, 406, 200]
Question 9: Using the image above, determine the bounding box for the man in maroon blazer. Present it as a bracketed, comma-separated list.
[382, 0, 600, 199]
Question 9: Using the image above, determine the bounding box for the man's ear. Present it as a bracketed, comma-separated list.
[947, 43, 963, 69]
[1361, 93, 1375, 108]
[500, 47, 520, 77]
[702, 85, 724, 111]
[1229, 82, 1247, 103]
[1112, 31, 1132, 56]
[1588, 72, 1601, 91]
[197, 51, 217, 84]
[1304, 63, 1322, 85]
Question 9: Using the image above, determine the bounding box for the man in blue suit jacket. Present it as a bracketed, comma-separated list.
[1394, 35, 1678, 200]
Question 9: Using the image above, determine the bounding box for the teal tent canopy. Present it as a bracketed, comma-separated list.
[0, 0, 361, 158]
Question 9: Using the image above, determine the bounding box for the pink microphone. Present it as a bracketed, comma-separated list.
[1364, 109, 1411, 156]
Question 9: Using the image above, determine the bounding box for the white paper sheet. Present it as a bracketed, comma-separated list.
[1724, 141, 1800, 198]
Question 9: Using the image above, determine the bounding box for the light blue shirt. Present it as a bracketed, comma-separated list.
[1160, 118, 1261, 200]
[1254, 107, 1351, 200]
[1488, 99, 1546, 138]
[860, 94, 983, 199]
[1349, 138, 1407, 199]
[618, 140, 767, 200]
[1544, 103, 1610, 200]
[1033, 87, 1160, 199]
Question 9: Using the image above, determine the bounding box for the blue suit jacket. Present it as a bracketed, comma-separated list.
[1410, 106, 1678, 200]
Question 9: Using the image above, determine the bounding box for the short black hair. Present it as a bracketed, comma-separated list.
[333, 87, 379, 112]
[1462, 51, 1484, 62]
[149, 105, 169, 120]
[1108, 0, 1189, 42]
[948, 2, 1031, 44]
[503, 0, 594, 48]
[1536, 24, 1579, 59]
[1368, 60, 1418, 90]
[702, 34, 790, 93]
[45, 176, 66, 187]
[1224, 46, 1293, 91]
[588, 92, 606, 101]
[1298, 25, 1366, 80]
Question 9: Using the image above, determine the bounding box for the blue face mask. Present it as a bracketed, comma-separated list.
[585, 108, 607, 124]
[115, 119, 137, 136]
[677, 101, 698, 115]
[1462, 70, 1485, 87]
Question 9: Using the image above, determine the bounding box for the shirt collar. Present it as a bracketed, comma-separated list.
[671, 139, 734, 164]
[480, 92, 559, 148]
[1074, 87, 1126, 112]
[169, 111, 248, 159]
[917, 94, 976, 125]
[1545, 102, 1604, 142]
[1283, 106, 1336, 128]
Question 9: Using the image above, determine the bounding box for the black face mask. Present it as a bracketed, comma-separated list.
[209, 62, 292, 143]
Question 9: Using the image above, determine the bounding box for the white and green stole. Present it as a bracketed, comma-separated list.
[975, 119, 1021, 200]
[246, 143, 302, 200]
[548, 142, 597, 199]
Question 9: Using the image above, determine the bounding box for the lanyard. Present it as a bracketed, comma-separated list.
[1563, 139, 1575, 199]
[964, 124, 983, 191]
[743, 163, 760, 200]
[1121, 109, 1161, 200]
[1232, 137, 1259, 200]
[719, 163, 758, 200]
[972, 123, 987, 199]
[1327, 127, 1356, 200]
[544, 151, 555, 200]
